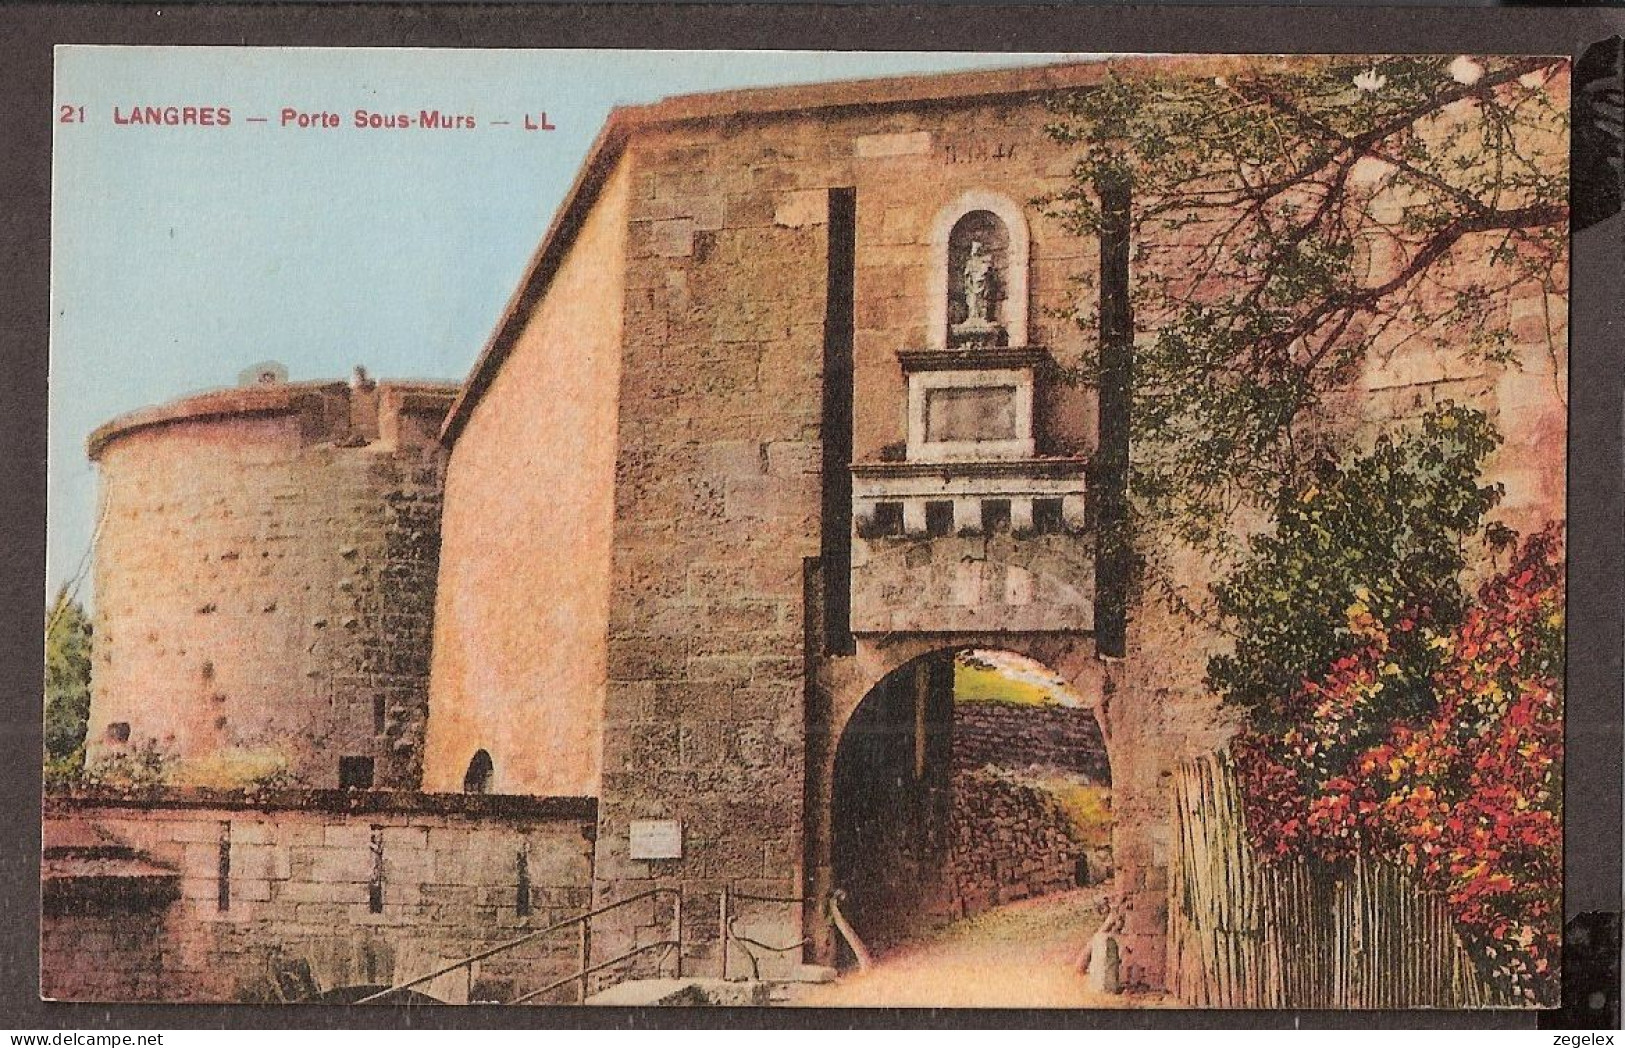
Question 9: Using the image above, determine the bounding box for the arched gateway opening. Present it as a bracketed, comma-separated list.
[829, 647, 1113, 964]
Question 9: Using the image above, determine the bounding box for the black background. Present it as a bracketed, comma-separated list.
[2, 3, 1620, 1030]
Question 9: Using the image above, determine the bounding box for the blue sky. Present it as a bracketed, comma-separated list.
[49, 46, 1102, 605]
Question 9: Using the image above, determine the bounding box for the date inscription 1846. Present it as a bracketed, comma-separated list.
[944, 141, 1019, 165]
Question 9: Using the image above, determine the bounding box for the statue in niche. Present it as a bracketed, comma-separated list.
[962, 241, 994, 326]
[947, 210, 1010, 347]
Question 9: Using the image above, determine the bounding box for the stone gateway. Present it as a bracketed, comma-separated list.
[426, 56, 1564, 992]
[48, 54, 1567, 1004]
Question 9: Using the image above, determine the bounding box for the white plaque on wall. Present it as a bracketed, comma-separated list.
[629, 819, 683, 860]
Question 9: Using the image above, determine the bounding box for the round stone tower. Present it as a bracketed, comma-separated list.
[84, 371, 459, 789]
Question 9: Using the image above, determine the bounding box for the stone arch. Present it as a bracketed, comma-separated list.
[926, 191, 1032, 350]
[462, 749, 494, 794]
[816, 636, 1114, 963]
[831, 633, 1103, 746]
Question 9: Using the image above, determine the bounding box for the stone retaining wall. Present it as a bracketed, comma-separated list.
[952, 701, 1109, 782]
[947, 768, 1086, 918]
[41, 788, 596, 1004]
[835, 762, 1090, 953]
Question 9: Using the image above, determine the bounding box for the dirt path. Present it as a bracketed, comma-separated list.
[789, 887, 1176, 1009]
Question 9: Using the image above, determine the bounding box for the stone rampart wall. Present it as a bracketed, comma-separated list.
[422, 159, 632, 798]
[41, 789, 595, 1004]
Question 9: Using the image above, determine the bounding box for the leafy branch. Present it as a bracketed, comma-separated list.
[1042, 55, 1569, 556]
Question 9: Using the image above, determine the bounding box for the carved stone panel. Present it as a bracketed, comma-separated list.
[906, 366, 1035, 462]
[924, 385, 1020, 443]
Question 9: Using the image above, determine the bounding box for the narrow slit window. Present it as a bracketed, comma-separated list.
[216, 821, 231, 912]
[368, 826, 384, 914]
[516, 848, 532, 918]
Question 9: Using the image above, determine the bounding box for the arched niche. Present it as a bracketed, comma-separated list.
[927, 191, 1031, 350]
[463, 749, 494, 794]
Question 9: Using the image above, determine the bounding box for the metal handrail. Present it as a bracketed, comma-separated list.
[725, 915, 810, 981]
[728, 890, 805, 904]
[828, 889, 873, 973]
[355, 886, 681, 1005]
[510, 939, 678, 1004]
[719, 883, 819, 981]
[718, 883, 870, 979]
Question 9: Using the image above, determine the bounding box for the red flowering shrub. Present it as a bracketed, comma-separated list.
[1233, 530, 1564, 1004]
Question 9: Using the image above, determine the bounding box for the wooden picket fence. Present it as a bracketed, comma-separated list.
[1167, 751, 1514, 1009]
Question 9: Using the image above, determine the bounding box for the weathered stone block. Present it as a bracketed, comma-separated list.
[773, 189, 828, 228]
[855, 130, 931, 158]
[648, 218, 696, 258]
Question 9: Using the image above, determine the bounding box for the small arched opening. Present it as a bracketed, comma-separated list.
[830, 647, 1112, 964]
[462, 749, 494, 795]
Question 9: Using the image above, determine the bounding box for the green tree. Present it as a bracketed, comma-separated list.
[1207, 405, 1505, 741]
[44, 587, 92, 772]
[1043, 55, 1567, 551]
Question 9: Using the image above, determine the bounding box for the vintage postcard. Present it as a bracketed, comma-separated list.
[44, 46, 1569, 1009]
